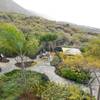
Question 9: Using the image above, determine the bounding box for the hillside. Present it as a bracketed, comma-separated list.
[0, 0, 34, 16]
[0, 0, 100, 34]
[0, 0, 100, 47]
[0, 12, 99, 48]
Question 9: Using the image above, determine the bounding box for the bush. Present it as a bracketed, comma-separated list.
[54, 53, 91, 84]
[56, 67, 91, 84]
[0, 70, 94, 100]
[0, 70, 49, 100]
[4, 70, 49, 83]
[50, 55, 61, 66]
[32, 82, 93, 100]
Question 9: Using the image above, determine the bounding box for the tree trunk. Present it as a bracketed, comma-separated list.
[20, 55, 27, 87]
[48, 42, 51, 52]
[51, 41, 54, 52]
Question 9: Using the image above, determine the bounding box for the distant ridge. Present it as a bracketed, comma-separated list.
[58, 21, 100, 34]
[0, 0, 34, 16]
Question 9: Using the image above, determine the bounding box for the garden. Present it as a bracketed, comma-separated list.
[0, 70, 93, 100]
[0, 22, 100, 100]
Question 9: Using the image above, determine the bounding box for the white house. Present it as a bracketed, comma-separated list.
[62, 47, 81, 55]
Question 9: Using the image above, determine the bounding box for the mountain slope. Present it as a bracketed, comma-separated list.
[0, 12, 99, 48]
[0, 0, 34, 16]
[0, 0, 100, 34]
[0, 0, 100, 48]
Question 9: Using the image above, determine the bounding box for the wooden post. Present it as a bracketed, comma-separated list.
[89, 85, 93, 100]
[97, 85, 100, 100]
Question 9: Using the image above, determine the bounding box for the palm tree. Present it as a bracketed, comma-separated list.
[0, 23, 39, 84]
[39, 33, 57, 62]
[40, 33, 57, 51]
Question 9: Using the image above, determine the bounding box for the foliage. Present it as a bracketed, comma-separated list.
[0, 12, 99, 48]
[57, 67, 91, 84]
[83, 38, 100, 59]
[81, 38, 100, 68]
[59, 53, 86, 68]
[0, 22, 24, 56]
[40, 32, 57, 42]
[0, 70, 93, 100]
[54, 53, 91, 84]
[50, 55, 61, 66]
[0, 70, 49, 100]
[66, 86, 93, 100]
[40, 83, 92, 100]
[85, 56, 100, 68]
[40, 32, 58, 51]
[0, 22, 39, 57]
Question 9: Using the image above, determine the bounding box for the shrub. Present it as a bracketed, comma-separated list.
[54, 53, 91, 84]
[33, 82, 93, 100]
[50, 55, 61, 66]
[56, 67, 91, 84]
[84, 38, 100, 59]
[0, 70, 94, 100]
[0, 70, 49, 100]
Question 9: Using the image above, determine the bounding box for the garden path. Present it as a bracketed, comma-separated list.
[1, 57, 100, 98]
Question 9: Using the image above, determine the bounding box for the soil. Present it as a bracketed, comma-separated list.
[19, 92, 41, 100]
[15, 61, 36, 68]
[0, 58, 9, 63]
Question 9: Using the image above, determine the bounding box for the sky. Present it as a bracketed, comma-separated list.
[14, 0, 100, 28]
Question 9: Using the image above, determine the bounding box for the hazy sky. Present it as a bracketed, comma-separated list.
[14, 0, 100, 28]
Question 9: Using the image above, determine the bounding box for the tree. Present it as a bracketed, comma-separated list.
[0, 23, 39, 84]
[40, 33, 57, 51]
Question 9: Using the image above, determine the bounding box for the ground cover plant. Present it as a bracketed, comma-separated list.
[51, 53, 91, 84]
[0, 70, 94, 100]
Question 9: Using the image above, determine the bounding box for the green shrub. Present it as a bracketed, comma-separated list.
[33, 82, 93, 100]
[50, 55, 61, 66]
[56, 67, 91, 84]
[4, 70, 49, 84]
[0, 70, 49, 100]
[0, 70, 94, 100]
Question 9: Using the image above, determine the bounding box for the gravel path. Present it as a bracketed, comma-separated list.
[27, 60, 72, 85]
[27, 59, 89, 93]
[0, 57, 32, 74]
[1, 57, 100, 98]
[0, 58, 17, 74]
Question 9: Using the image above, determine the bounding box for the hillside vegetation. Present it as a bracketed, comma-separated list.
[0, 12, 99, 48]
[0, 12, 99, 100]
